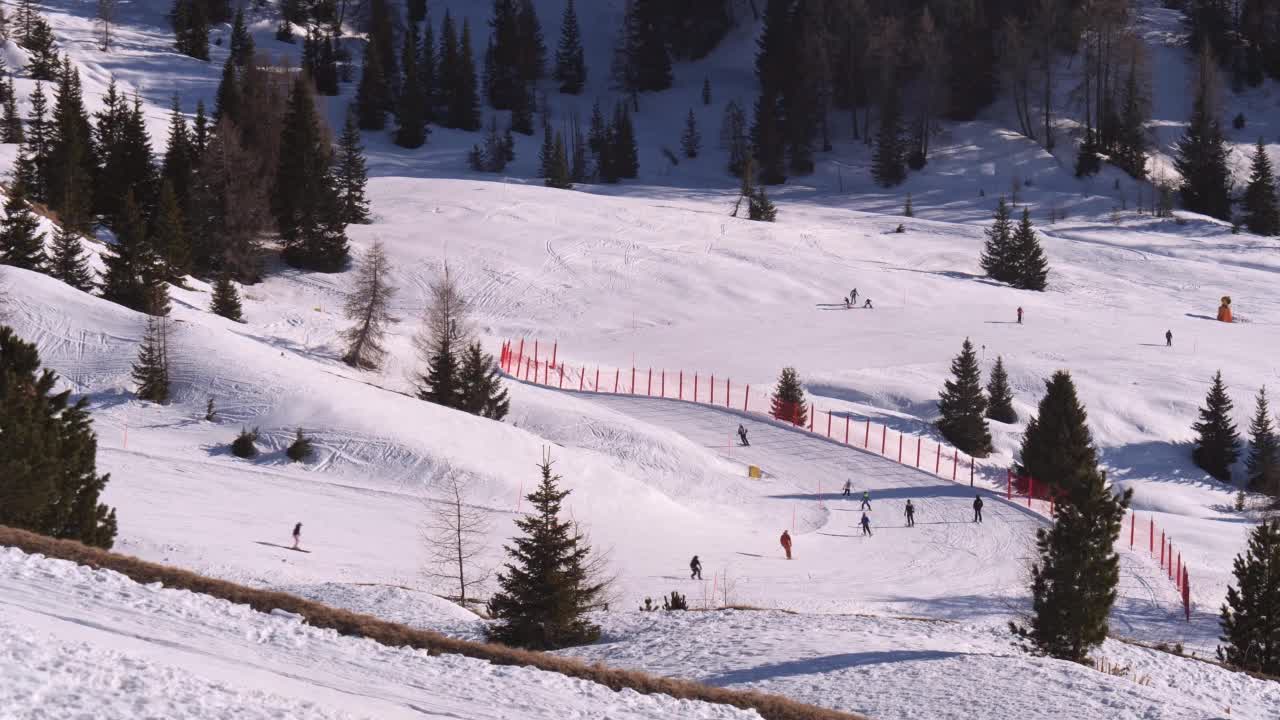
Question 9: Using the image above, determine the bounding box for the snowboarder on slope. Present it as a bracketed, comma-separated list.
[291, 522, 302, 550]
[905, 500, 916, 528]
[842, 480, 852, 497]
[860, 513, 873, 536]
[738, 424, 750, 446]
[973, 495, 984, 523]
[690, 555, 703, 580]
[1017, 307, 1024, 324]
[780, 530, 793, 560]
[1166, 330, 1173, 347]
[860, 491, 872, 510]
[863, 298, 874, 309]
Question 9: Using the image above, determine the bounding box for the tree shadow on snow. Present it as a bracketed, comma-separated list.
[703, 650, 966, 685]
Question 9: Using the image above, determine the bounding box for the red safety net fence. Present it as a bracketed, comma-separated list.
[1007, 470, 1192, 622]
[502, 339, 1193, 622]
[499, 339, 978, 486]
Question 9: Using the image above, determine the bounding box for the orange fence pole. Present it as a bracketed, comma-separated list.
[864, 420, 870, 448]
[614, 369, 620, 393]
[550, 341, 557, 369]
[898, 434, 903, 463]
[679, 371, 684, 400]
[880, 427, 887, 454]
[916, 437, 922, 467]
[844, 416, 850, 444]
[661, 370, 665, 397]
[827, 411, 832, 437]
[647, 368, 652, 396]
[744, 385, 750, 412]
[711, 375, 716, 405]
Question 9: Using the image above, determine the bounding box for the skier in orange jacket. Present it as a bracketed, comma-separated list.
[780, 530, 793, 560]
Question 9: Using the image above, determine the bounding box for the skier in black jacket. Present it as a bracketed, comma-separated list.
[905, 500, 916, 527]
[973, 495, 984, 523]
[690, 555, 703, 580]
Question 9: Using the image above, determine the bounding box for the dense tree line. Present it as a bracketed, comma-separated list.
[1179, 0, 1280, 89]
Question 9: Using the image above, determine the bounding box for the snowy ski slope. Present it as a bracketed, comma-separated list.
[2, 0, 1279, 718]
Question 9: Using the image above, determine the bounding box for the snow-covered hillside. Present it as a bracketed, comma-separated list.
[3, 0, 1280, 718]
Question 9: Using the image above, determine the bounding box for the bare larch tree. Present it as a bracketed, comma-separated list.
[341, 240, 396, 369]
[423, 466, 491, 607]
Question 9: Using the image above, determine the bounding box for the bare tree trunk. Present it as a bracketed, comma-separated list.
[96, 0, 117, 51]
[341, 241, 396, 370]
[424, 467, 491, 607]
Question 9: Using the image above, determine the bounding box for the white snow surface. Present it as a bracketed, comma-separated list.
[2, 0, 1279, 718]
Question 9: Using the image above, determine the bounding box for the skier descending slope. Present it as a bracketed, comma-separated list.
[860, 513, 873, 536]
[690, 555, 702, 580]
[291, 522, 303, 550]
[973, 495, 984, 523]
[904, 500, 916, 527]
[780, 530, 792, 559]
[860, 491, 871, 510]
[737, 424, 750, 446]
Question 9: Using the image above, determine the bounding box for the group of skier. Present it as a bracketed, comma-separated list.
[844, 288, 873, 309]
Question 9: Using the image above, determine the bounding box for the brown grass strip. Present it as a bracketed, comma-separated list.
[0, 526, 866, 720]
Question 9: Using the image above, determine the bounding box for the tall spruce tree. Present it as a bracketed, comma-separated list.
[611, 103, 639, 179]
[1, 74, 23, 144]
[681, 109, 701, 159]
[161, 96, 195, 209]
[228, 7, 253, 67]
[395, 24, 429, 149]
[980, 198, 1016, 283]
[553, 0, 586, 94]
[936, 338, 993, 457]
[1193, 371, 1241, 482]
[545, 131, 571, 189]
[986, 356, 1017, 424]
[48, 225, 94, 292]
[1218, 519, 1280, 675]
[100, 191, 166, 315]
[457, 341, 510, 420]
[516, 0, 546, 85]
[1011, 208, 1050, 291]
[1242, 139, 1280, 236]
[213, 57, 241, 125]
[485, 0, 523, 109]
[335, 112, 371, 225]
[15, 81, 50, 203]
[131, 314, 170, 404]
[152, 180, 191, 282]
[1245, 386, 1280, 496]
[355, 40, 389, 131]
[0, 327, 118, 548]
[872, 85, 906, 187]
[625, 0, 672, 93]
[1174, 47, 1232, 221]
[22, 15, 60, 79]
[47, 59, 96, 227]
[276, 75, 349, 272]
[770, 366, 808, 426]
[1017, 371, 1099, 498]
[1012, 468, 1131, 663]
[170, 0, 210, 61]
[487, 453, 603, 650]
[0, 189, 46, 271]
[209, 272, 244, 322]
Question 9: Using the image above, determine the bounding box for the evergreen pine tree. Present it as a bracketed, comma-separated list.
[936, 338, 993, 457]
[626, 0, 672, 92]
[14, 88, 49, 203]
[611, 103, 639, 179]
[1193, 371, 1241, 482]
[153, 180, 191, 283]
[0, 327, 118, 548]
[395, 25, 429, 149]
[1, 75, 23, 144]
[1175, 48, 1233, 221]
[100, 191, 167, 315]
[437, 11, 459, 123]
[872, 85, 906, 187]
[1218, 519, 1280, 675]
[1074, 132, 1102, 178]
[191, 100, 209, 164]
[509, 83, 534, 135]
[537, 122, 555, 178]
[986, 356, 1017, 424]
[418, 21, 437, 126]
[161, 96, 195, 209]
[457, 342, 510, 420]
[276, 75, 349, 272]
[48, 225, 94, 292]
[517, 0, 546, 84]
[450, 20, 481, 131]
[487, 453, 603, 650]
[355, 40, 388, 131]
[1245, 386, 1280, 496]
[408, 0, 427, 24]
[903, 193, 914, 218]
[0, 188, 46, 271]
[131, 314, 170, 404]
[336, 111, 371, 224]
[681, 109, 701, 159]
[770, 367, 807, 426]
[1242, 138, 1280, 236]
[751, 90, 786, 185]
[702, 77, 712, 106]
[22, 16, 60, 79]
[1017, 371, 1099, 497]
[231, 426, 258, 458]
[47, 60, 96, 228]
[286, 428, 313, 462]
[545, 131, 572, 189]
[554, 0, 586, 94]
[1011, 208, 1050, 291]
[170, 0, 210, 61]
[486, 0, 523, 109]
[213, 57, 241, 125]
[587, 100, 609, 180]
[229, 7, 254, 67]
[209, 272, 243, 322]
[980, 198, 1016, 283]
[749, 188, 777, 222]
[1012, 468, 1131, 662]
